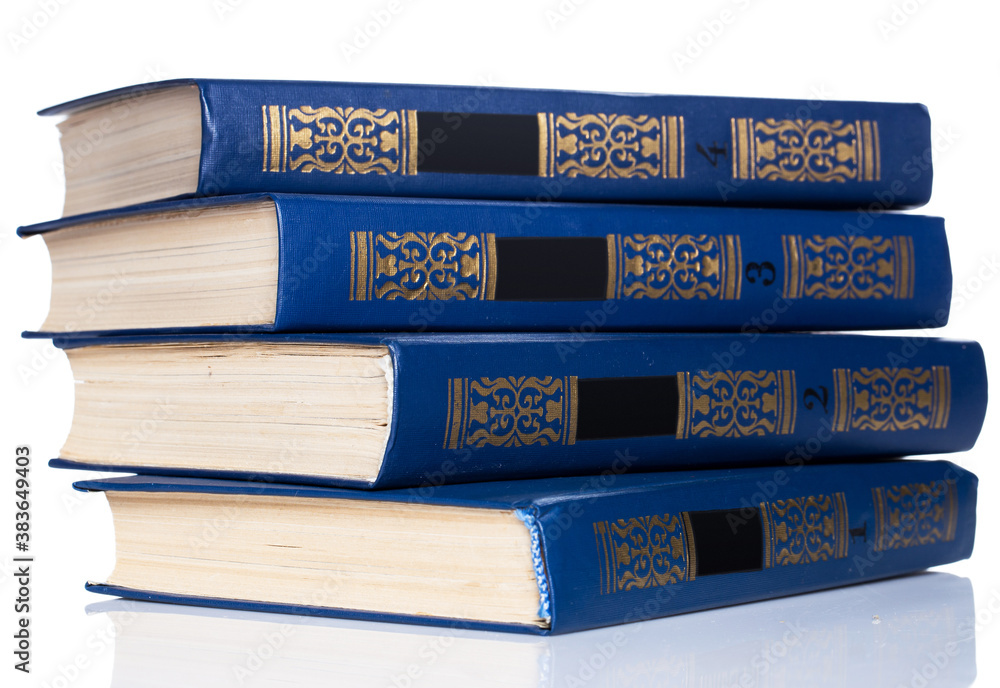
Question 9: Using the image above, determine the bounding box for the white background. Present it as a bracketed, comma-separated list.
[1, 0, 998, 686]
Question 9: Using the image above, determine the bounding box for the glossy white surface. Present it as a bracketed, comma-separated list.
[89, 573, 978, 688]
[1, 0, 998, 685]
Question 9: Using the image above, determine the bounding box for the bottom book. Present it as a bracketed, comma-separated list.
[88, 573, 976, 688]
[76, 460, 977, 634]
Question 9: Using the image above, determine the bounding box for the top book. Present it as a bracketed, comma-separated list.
[46, 79, 932, 216]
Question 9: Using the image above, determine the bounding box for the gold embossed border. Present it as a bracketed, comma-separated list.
[676, 370, 797, 439]
[541, 113, 685, 179]
[351, 231, 497, 301]
[263, 106, 417, 175]
[264, 108, 688, 180]
[832, 366, 951, 432]
[871, 481, 958, 551]
[760, 492, 849, 568]
[355, 232, 738, 302]
[597, 494, 847, 594]
[444, 376, 578, 450]
[732, 118, 880, 182]
[594, 514, 693, 594]
[608, 234, 742, 301]
[782, 235, 914, 300]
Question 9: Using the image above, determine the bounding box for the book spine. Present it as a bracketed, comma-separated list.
[271, 195, 951, 333]
[537, 460, 976, 633]
[379, 336, 985, 488]
[197, 80, 932, 208]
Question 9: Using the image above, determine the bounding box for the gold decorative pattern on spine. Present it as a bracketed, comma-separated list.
[781, 235, 915, 300]
[484, 233, 497, 300]
[760, 502, 773, 569]
[537, 113, 549, 177]
[444, 378, 467, 450]
[680, 511, 697, 581]
[871, 481, 958, 551]
[445, 376, 572, 448]
[676, 374, 690, 439]
[618, 234, 742, 300]
[281, 105, 288, 173]
[731, 117, 755, 180]
[405, 110, 418, 175]
[263, 106, 414, 175]
[605, 235, 617, 299]
[726, 234, 742, 300]
[566, 376, 579, 445]
[782, 234, 802, 298]
[762, 493, 849, 567]
[263, 106, 284, 172]
[831, 366, 952, 432]
[261, 107, 269, 172]
[351, 231, 494, 301]
[541, 113, 684, 179]
[594, 513, 691, 594]
[731, 118, 881, 182]
[680, 116, 686, 177]
[663, 116, 684, 179]
[676, 370, 797, 439]
[349, 231, 371, 301]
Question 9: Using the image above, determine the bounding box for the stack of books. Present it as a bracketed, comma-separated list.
[21, 80, 985, 634]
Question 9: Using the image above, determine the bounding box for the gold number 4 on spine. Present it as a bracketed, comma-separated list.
[731, 118, 880, 182]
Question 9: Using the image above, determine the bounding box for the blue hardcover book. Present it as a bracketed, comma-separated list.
[45, 79, 932, 217]
[19, 194, 951, 335]
[49, 333, 986, 489]
[76, 460, 977, 634]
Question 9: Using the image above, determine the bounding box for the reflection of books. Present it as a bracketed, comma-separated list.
[90, 572, 975, 688]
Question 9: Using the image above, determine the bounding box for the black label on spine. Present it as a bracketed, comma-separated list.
[687, 508, 764, 576]
[415, 112, 539, 176]
[575, 376, 680, 440]
[493, 237, 609, 301]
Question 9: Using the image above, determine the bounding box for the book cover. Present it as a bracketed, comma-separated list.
[43, 79, 933, 209]
[20, 193, 953, 334]
[50, 333, 987, 489]
[76, 460, 978, 634]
